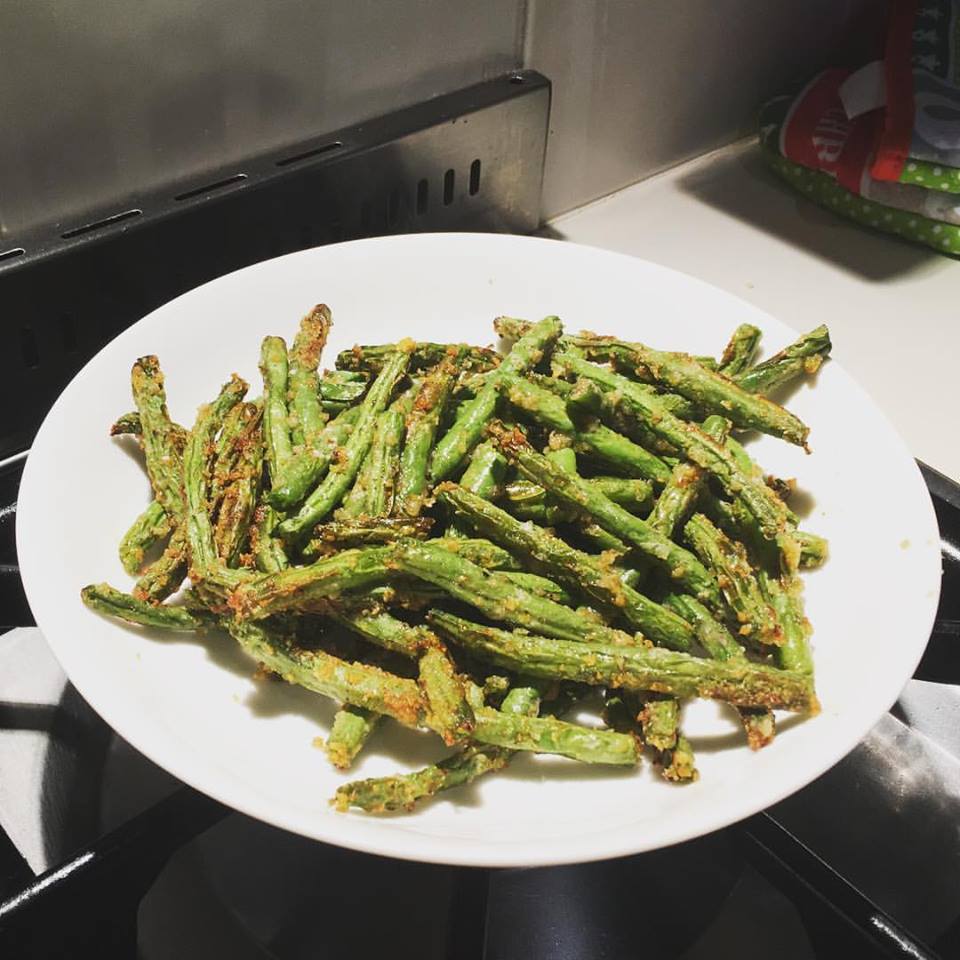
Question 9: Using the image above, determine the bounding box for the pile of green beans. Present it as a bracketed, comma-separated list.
[83, 307, 831, 814]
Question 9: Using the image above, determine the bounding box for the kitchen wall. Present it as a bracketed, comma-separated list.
[526, 0, 888, 218]
[1, 0, 887, 236]
[0, 0, 523, 237]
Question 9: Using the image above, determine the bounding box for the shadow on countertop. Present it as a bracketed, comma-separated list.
[675, 141, 953, 284]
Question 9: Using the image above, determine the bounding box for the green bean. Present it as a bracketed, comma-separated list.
[437, 484, 695, 650]
[288, 304, 331, 446]
[303, 517, 434, 557]
[278, 352, 410, 536]
[260, 336, 294, 483]
[684, 513, 781, 645]
[130, 356, 185, 517]
[230, 546, 395, 620]
[82, 583, 205, 631]
[429, 316, 562, 481]
[325, 707, 382, 770]
[489, 423, 721, 608]
[118, 500, 172, 576]
[395, 357, 457, 516]
[553, 353, 796, 560]
[564, 335, 809, 446]
[267, 405, 362, 510]
[500, 373, 672, 485]
[252, 504, 289, 574]
[213, 404, 264, 565]
[340, 407, 405, 517]
[392, 539, 636, 647]
[719, 324, 762, 376]
[428, 610, 817, 713]
[337, 342, 500, 375]
[735, 326, 831, 397]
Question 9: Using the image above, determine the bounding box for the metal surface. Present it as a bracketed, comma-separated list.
[0, 0, 524, 238]
[0, 70, 550, 460]
[0, 787, 227, 959]
[0, 466, 29, 631]
[766, 713, 960, 950]
[765, 470, 960, 954]
[525, 0, 887, 217]
[740, 813, 941, 960]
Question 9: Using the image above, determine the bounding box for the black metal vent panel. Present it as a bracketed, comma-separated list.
[0, 70, 550, 460]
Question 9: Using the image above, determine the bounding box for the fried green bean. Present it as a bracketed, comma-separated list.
[553, 353, 797, 562]
[334, 743, 510, 812]
[325, 706, 381, 770]
[684, 513, 781, 645]
[500, 373, 672, 485]
[303, 517, 434, 557]
[719, 324, 762, 376]
[395, 357, 457, 516]
[429, 316, 562, 481]
[637, 697, 680, 751]
[230, 546, 394, 620]
[334, 741, 510, 813]
[288, 304, 331, 446]
[183, 375, 251, 591]
[319, 372, 368, 403]
[437, 484, 695, 650]
[340, 407, 405, 518]
[735, 325, 831, 397]
[81, 583, 205, 631]
[259, 336, 294, 483]
[563, 336, 809, 447]
[392, 539, 637, 647]
[279, 351, 410, 536]
[659, 735, 698, 782]
[110, 411, 143, 437]
[489, 423, 721, 608]
[445, 440, 508, 537]
[126, 360, 190, 599]
[418, 643, 475, 745]
[252, 504, 289, 574]
[428, 610, 817, 713]
[267, 405, 362, 510]
[210, 402, 259, 509]
[226, 619, 426, 728]
[760, 571, 814, 675]
[130, 356, 185, 516]
[213, 404, 264, 565]
[503, 476, 652, 520]
[662, 592, 775, 750]
[459, 441, 508, 498]
[472, 706, 639, 765]
[333, 684, 543, 812]
[119, 500, 172, 576]
[133, 526, 189, 602]
[337, 342, 500, 375]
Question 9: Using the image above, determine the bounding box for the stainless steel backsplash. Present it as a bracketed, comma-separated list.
[526, 0, 888, 218]
[0, 0, 887, 236]
[0, 0, 524, 237]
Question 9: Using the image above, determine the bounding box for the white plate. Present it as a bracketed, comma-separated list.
[17, 233, 941, 867]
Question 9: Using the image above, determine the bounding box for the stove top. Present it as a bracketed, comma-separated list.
[0, 70, 955, 958]
[0, 454, 956, 960]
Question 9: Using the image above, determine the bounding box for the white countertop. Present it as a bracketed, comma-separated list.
[550, 139, 959, 482]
